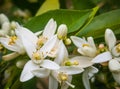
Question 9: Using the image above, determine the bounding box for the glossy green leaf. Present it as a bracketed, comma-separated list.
[25, 9, 93, 33]
[77, 9, 120, 39]
[36, 0, 60, 16]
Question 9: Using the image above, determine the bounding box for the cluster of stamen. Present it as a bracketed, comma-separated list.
[116, 43, 120, 53]
[82, 44, 89, 47]
[36, 36, 48, 49]
[32, 51, 44, 60]
[8, 36, 17, 45]
[58, 72, 68, 83]
[64, 60, 79, 66]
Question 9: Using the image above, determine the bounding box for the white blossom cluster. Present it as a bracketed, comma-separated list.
[0, 14, 120, 89]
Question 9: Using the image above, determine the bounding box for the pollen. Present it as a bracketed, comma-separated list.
[72, 60, 79, 65]
[82, 44, 89, 47]
[32, 52, 41, 60]
[37, 36, 48, 49]
[8, 36, 17, 45]
[58, 72, 68, 82]
[116, 44, 120, 53]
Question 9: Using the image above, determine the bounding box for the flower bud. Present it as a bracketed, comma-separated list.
[64, 38, 71, 45]
[16, 60, 27, 68]
[57, 24, 68, 40]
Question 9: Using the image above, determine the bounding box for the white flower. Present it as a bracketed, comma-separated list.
[18, 23, 60, 82]
[49, 40, 84, 89]
[0, 23, 27, 55]
[71, 36, 97, 57]
[0, 14, 10, 36]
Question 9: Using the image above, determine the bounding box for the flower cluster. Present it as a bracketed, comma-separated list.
[0, 14, 120, 89]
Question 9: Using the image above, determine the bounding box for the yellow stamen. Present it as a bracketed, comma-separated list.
[37, 36, 48, 49]
[8, 36, 17, 45]
[72, 60, 79, 65]
[116, 44, 120, 53]
[32, 52, 41, 60]
[82, 44, 89, 47]
[58, 72, 68, 82]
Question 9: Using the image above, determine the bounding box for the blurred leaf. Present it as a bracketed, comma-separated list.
[36, 0, 60, 16]
[75, 6, 99, 35]
[77, 9, 120, 39]
[22, 78, 37, 89]
[25, 9, 93, 33]
[11, 78, 22, 89]
[72, 0, 95, 10]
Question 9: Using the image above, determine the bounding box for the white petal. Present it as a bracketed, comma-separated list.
[59, 66, 84, 75]
[15, 25, 38, 58]
[40, 59, 60, 70]
[82, 70, 90, 89]
[88, 66, 98, 79]
[81, 46, 97, 57]
[70, 36, 87, 48]
[111, 72, 120, 85]
[112, 46, 120, 57]
[15, 23, 38, 43]
[0, 14, 9, 23]
[87, 37, 96, 50]
[92, 51, 112, 63]
[40, 35, 59, 58]
[43, 18, 57, 39]
[0, 37, 19, 52]
[49, 75, 58, 89]
[32, 68, 50, 78]
[70, 56, 93, 68]
[109, 59, 120, 72]
[54, 40, 68, 65]
[105, 29, 116, 51]
[20, 60, 39, 82]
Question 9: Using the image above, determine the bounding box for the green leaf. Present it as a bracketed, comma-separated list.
[77, 9, 120, 39]
[72, 0, 95, 10]
[36, 0, 60, 16]
[25, 9, 92, 33]
[22, 78, 37, 89]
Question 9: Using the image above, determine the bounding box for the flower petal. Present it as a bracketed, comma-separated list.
[87, 37, 96, 50]
[40, 35, 59, 58]
[15, 24, 38, 58]
[54, 40, 68, 65]
[92, 51, 112, 63]
[70, 56, 93, 68]
[0, 37, 18, 52]
[32, 68, 50, 78]
[88, 66, 98, 79]
[112, 46, 120, 57]
[49, 75, 58, 89]
[82, 70, 90, 89]
[59, 66, 84, 75]
[43, 18, 57, 39]
[70, 36, 87, 48]
[15, 23, 38, 43]
[20, 60, 39, 82]
[40, 59, 60, 70]
[105, 29, 116, 51]
[109, 59, 120, 72]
